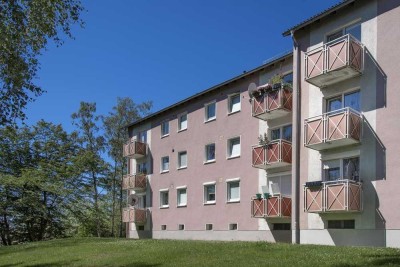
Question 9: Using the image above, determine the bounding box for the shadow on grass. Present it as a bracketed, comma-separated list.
[26, 262, 161, 267]
[331, 253, 400, 267]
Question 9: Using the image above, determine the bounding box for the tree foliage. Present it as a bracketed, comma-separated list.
[0, 0, 84, 125]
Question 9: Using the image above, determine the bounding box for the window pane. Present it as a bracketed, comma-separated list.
[179, 152, 187, 168]
[206, 103, 216, 120]
[230, 94, 241, 113]
[161, 121, 169, 136]
[271, 129, 281, 140]
[344, 91, 360, 111]
[138, 131, 147, 142]
[345, 24, 361, 41]
[326, 168, 340, 181]
[327, 97, 342, 112]
[179, 114, 187, 130]
[283, 73, 293, 85]
[327, 30, 343, 42]
[206, 144, 215, 161]
[161, 191, 169, 206]
[229, 182, 240, 201]
[162, 157, 169, 171]
[283, 125, 292, 141]
[178, 189, 187, 206]
[206, 185, 215, 202]
[230, 138, 240, 157]
[343, 157, 360, 181]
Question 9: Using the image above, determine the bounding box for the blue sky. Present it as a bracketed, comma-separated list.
[27, 0, 340, 132]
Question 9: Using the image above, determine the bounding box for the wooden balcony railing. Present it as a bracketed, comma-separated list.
[252, 140, 292, 169]
[251, 196, 292, 218]
[304, 107, 362, 151]
[305, 34, 364, 88]
[122, 207, 147, 224]
[122, 174, 146, 191]
[252, 85, 293, 120]
[123, 140, 147, 159]
[304, 179, 362, 213]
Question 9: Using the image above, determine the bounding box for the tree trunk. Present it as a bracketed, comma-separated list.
[111, 159, 117, 237]
[93, 171, 101, 238]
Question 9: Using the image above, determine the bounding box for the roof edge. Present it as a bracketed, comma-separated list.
[282, 0, 356, 37]
[125, 51, 293, 129]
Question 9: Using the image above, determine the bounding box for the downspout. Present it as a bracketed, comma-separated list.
[291, 30, 301, 244]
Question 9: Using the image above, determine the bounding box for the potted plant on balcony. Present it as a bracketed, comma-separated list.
[263, 193, 270, 199]
[255, 193, 262, 200]
[258, 133, 270, 146]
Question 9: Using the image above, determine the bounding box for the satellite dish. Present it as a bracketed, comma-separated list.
[127, 194, 139, 207]
[247, 83, 258, 99]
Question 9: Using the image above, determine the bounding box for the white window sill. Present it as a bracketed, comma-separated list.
[177, 166, 187, 170]
[160, 206, 169, 209]
[204, 160, 216, 165]
[227, 110, 241, 116]
[177, 128, 187, 133]
[227, 155, 240, 160]
[227, 200, 240, 204]
[160, 170, 169, 174]
[177, 204, 187, 208]
[161, 134, 169, 139]
[204, 118, 216, 124]
[204, 202, 216, 205]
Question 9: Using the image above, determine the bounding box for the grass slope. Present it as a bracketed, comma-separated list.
[1, 238, 400, 267]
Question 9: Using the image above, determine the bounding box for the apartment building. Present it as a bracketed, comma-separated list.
[123, 0, 400, 247]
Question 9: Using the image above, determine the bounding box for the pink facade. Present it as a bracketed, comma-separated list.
[123, 0, 400, 247]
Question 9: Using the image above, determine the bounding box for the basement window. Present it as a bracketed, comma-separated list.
[327, 220, 355, 229]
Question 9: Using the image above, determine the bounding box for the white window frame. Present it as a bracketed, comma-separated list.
[204, 143, 216, 164]
[226, 178, 240, 203]
[177, 151, 187, 170]
[161, 120, 169, 137]
[159, 189, 169, 208]
[160, 156, 169, 173]
[161, 225, 167, 230]
[324, 89, 361, 113]
[322, 156, 360, 182]
[137, 131, 147, 143]
[205, 223, 213, 231]
[228, 93, 241, 114]
[229, 223, 238, 231]
[204, 101, 216, 122]
[176, 186, 187, 207]
[326, 21, 361, 42]
[203, 182, 216, 205]
[177, 112, 188, 132]
[178, 224, 185, 231]
[227, 136, 241, 159]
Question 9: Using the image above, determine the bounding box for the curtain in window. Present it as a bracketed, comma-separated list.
[343, 157, 360, 180]
[162, 158, 169, 171]
[207, 104, 215, 119]
[178, 190, 187, 205]
[206, 144, 215, 161]
[230, 138, 240, 156]
[180, 114, 187, 129]
[230, 95, 241, 113]
[179, 152, 187, 167]
[229, 182, 240, 200]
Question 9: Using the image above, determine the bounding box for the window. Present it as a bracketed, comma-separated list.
[161, 156, 169, 172]
[327, 23, 361, 42]
[273, 223, 291, 230]
[160, 190, 169, 208]
[205, 224, 213, 231]
[138, 131, 147, 143]
[323, 157, 360, 181]
[282, 72, 293, 85]
[228, 93, 241, 114]
[178, 113, 187, 131]
[178, 151, 187, 169]
[270, 124, 292, 142]
[229, 223, 238, 230]
[205, 102, 216, 122]
[161, 225, 167, 230]
[327, 220, 355, 229]
[178, 224, 185, 231]
[227, 137, 241, 158]
[137, 162, 147, 174]
[177, 188, 187, 207]
[204, 183, 216, 204]
[227, 180, 240, 202]
[326, 91, 360, 112]
[205, 143, 216, 163]
[137, 225, 145, 231]
[161, 121, 169, 137]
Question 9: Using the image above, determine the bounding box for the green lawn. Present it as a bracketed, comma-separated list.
[1, 238, 400, 267]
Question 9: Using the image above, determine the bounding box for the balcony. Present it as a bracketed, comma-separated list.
[252, 140, 292, 169]
[122, 174, 146, 191]
[251, 195, 292, 218]
[304, 179, 362, 213]
[122, 207, 147, 224]
[305, 34, 364, 88]
[252, 84, 293, 120]
[123, 140, 147, 159]
[304, 107, 362, 151]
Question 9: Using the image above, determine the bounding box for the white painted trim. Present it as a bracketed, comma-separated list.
[204, 100, 217, 122]
[203, 181, 216, 186]
[225, 177, 240, 182]
[267, 171, 292, 178]
[176, 185, 187, 189]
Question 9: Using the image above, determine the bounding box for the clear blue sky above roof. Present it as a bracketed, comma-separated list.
[28, 0, 340, 132]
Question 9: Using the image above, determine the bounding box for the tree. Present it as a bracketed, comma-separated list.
[102, 97, 151, 237]
[72, 102, 110, 237]
[0, 0, 84, 125]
